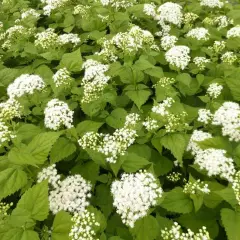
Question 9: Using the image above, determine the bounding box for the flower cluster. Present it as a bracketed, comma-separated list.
[200, 0, 224, 8]
[35, 28, 59, 49]
[7, 74, 45, 99]
[97, 0, 136, 9]
[21, 8, 40, 20]
[49, 174, 92, 214]
[41, 0, 72, 15]
[0, 99, 22, 121]
[165, 46, 191, 70]
[214, 16, 233, 30]
[212, 102, 240, 141]
[73, 5, 91, 16]
[53, 68, 72, 88]
[193, 57, 210, 70]
[81, 59, 110, 103]
[154, 77, 175, 88]
[37, 164, 61, 189]
[197, 109, 213, 124]
[186, 27, 210, 41]
[111, 170, 163, 227]
[227, 26, 240, 38]
[221, 51, 238, 64]
[183, 12, 199, 25]
[0, 121, 15, 147]
[161, 222, 211, 240]
[183, 179, 210, 195]
[206, 83, 223, 99]
[69, 209, 100, 240]
[44, 99, 74, 130]
[152, 97, 175, 116]
[58, 33, 80, 46]
[232, 171, 240, 205]
[160, 35, 178, 51]
[167, 172, 182, 182]
[209, 40, 226, 53]
[0, 202, 13, 221]
[79, 114, 139, 163]
[143, 117, 159, 131]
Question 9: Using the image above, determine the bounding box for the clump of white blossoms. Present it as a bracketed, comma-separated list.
[97, 0, 136, 9]
[206, 83, 223, 99]
[212, 102, 240, 141]
[221, 51, 238, 64]
[200, 0, 224, 8]
[21, 8, 40, 20]
[53, 68, 72, 88]
[232, 171, 240, 205]
[183, 12, 199, 25]
[69, 210, 100, 240]
[143, 3, 156, 17]
[186, 27, 210, 41]
[183, 179, 210, 195]
[227, 26, 240, 38]
[7, 74, 45, 99]
[49, 174, 92, 214]
[197, 109, 213, 124]
[35, 28, 59, 49]
[143, 117, 159, 131]
[214, 16, 233, 30]
[193, 57, 210, 71]
[41, 0, 72, 15]
[154, 77, 175, 87]
[0, 202, 13, 220]
[81, 59, 110, 103]
[209, 40, 226, 53]
[165, 112, 189, 133]
[0, 121, 15, 147]
[44, 99, 74, 130]
[73, 4, 91, 16]
[187, 130, 212, 156]
[152, 97, 175, 116]
[37, 164, 61, 189]
[167, 172, 182, 182]
[0, 99, 22, 121]
[79, 114, 140, 163]
[194, 148, 236, 182]
[165, 46, 191, 70]
[111, 170, 163, 228]
[161, 35, 178, 50]
[161, 222, 211, 240]
[58, 33, 80, 46]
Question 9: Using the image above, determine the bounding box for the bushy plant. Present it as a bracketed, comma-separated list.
[0, 0, 240, 239]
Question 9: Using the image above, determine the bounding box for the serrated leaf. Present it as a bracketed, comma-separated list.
[1, 228, 39, 240]
[161, 187, 193, 213]
[16, 124, 43, 143]
[14, 181, 49, 221]
[126, 88, 151, 109]
[144, 67, 164, 78]
[221, 208, 240, 240]
[215, 187, 238, 207]
[76, 120, 103, 136]
[0, 168, 27, 200]
[50, 137, 76, 164]
[52, 211, 72, 240]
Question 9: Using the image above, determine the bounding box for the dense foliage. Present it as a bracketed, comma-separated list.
[0, 0, 240, 239]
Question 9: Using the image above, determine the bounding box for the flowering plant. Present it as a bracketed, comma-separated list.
[0, 0, 240, 239]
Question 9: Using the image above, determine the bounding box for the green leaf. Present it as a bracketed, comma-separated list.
[16, 124, 43, 143]
[0, 168, 27, 200]
[133, 59, 154, 71]
[1, 228, 39, 240]
[52, 211, 72, 240]
[160, 133, 188, 164]
[226, 78, 240, 101]
[106, 108, 127, 129]
[58, 48, 83, 72]
[130, 216, 159, 240]
[221, 208, 240, 240]
[151, 153, 173, 177]
[161, 187, 193, 213]
[126, 86, 151, 109]
[76, 120, 103, 136]
[14, 181, 49, 221]
[50, 137, 76, 164]
[144, 67, 164, 79]
[215, 187, 238, 207]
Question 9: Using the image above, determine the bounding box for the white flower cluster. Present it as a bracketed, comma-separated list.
[183, 12, 199, 25]
[197, 109, 213, 124]
[111, 170, 163, 228]
[161, 222, 211, 240]
[7, 74, 45, 99]
[227, 26, 240, 38]
[143, 3, 156, 17]
[214, 16, 233, 29]
[49, 175, 92, 214]
[186, 27, 210, 41]
[0, 99, 22, 121]
[206, 83, 223, 99]
[183, 179, 210, 195]
[69, 210, 100, 240]
[143, 117, 159, 131]
[44, 99, 74, 130]
[35, 28, 59, 49]
[161, 35, 178, 51]
[37, 164, 61, 189]
[200, 0, 224, 8]
[0, 202, 12, 219]
[21, 9, 40, 19]
[165, 46, 191, 70]
[58, 33, 80, 46]
[212, 102, 240, 141]
[193, 57, 210, 71]
[73, 4, 91, 16]
[81, 59, 110, 103]
[152, 97, 175, 116]
[221, 51, 237, 64]
[167, 172, 182, 182]
[165, 112, 189, 133]
[97, 0, 136, 9]
[53, 68, 72, 88]
[41, 0, 72, 15]
[232, 171, 240, 205]
[209, 40, 226, 53]
[0, 121, 15, 147]
[154, 77, 175, 88]
[79, 114, 139, 163]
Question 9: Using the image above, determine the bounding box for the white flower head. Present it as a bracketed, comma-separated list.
[186, 27, 210, 41]
[200, 0, 224, 8]
[58, 33, 80, 46]
[227, 26, 240, 38]
[0, 121, 15, 147]
[53, 68, 72, 87]
[161, 35, 178, 50]
[193, 57, 210, 70]
[207, 83, 223, 99]
[221, 51, 238, 64]
[0, 99, 22, 121]
[197, 109, 213, 124]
